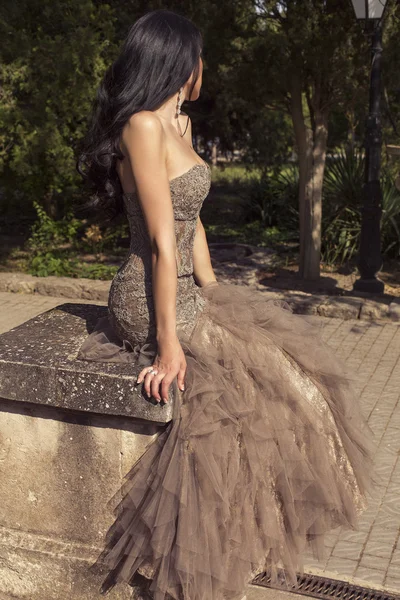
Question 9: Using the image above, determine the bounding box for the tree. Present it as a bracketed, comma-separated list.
[245, 0, 369, 279]
[0, 0, 116, 218]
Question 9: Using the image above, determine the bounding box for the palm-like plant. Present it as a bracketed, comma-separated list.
[322, 148, 400, 265]
[381, 177, 400, 257]
[238, 164, 299, 230]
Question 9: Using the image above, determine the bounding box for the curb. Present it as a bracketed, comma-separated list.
[0, 271, 399, 322]
[251, 283, 400, 322]
[0, 272, 110, 302]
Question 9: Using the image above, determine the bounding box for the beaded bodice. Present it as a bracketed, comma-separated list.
[107, 162, 211, 345]
[123, 162, 211, 285]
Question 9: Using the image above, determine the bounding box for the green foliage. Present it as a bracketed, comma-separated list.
[321, 148, 364, 264]
[322, 206, 361, 265]
[1, 0, 400, 280]
[323, 149, 365, 209]
[29, 253, 79, 278]
[79, 262, 119, 280]
[242, 175, 278, 227]
[210, 152, 400, 267]
[100, 223, 130, 253]
[273, 165, 300, 231]
[27, 201, 80, 275]
[27, 202, 81, 254]
[0, 0, 116, 218]
[382, 6, 400, 149]
[321, 149, 400, 265]
[204, 221, 295, 247]
[237, 164, 299, 230]
[26, 201, 119, 279]
[28, 252, 118, 279]
[381, 178, 400, 257]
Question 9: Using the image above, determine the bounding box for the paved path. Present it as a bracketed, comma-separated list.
[0, 291, 399, 598]
[0, 291, 104, 334]
[303, 317, 400, 595]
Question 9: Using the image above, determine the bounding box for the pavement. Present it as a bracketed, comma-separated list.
[0, 290, 105, 334]
[0, 289, 399, 598]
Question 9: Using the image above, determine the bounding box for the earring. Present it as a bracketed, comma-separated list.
[176, 87, 184, 117]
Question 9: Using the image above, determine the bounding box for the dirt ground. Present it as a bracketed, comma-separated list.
[257, 260, 400, 298]
[208, 243, 400, 300]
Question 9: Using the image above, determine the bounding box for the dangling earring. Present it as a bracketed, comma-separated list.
[176, 87, 184, 117]
[176, 87, 185, 136]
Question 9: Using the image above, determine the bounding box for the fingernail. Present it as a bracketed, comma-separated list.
[147, 392, 151, 398]
[163, 397, 168, 403]
[180, 385, 185, 391]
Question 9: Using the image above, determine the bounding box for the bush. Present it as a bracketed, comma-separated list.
[26, 201, 119, 279]
[27, 201, 81, 255]
[238, 164, 299, 231]
[322, 148, 400, 265]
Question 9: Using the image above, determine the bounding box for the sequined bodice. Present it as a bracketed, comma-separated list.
[123, 163, 211, 283]
[107, 162, 212, 346]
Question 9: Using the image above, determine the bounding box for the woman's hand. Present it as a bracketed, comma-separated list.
[136, 334, 187, 403]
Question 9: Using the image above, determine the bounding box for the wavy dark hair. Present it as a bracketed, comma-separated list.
[77, 9, 203, 220]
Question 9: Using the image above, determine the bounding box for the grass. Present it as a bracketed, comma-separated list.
[0, 162, 298, 278]
[202, 163, 297, 250]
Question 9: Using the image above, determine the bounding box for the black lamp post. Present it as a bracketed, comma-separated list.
[351, 0, 389, 294]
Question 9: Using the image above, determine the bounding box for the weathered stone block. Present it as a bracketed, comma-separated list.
[0, 303, 174, 423]
[317, 297, 362, 320]
[0, 303, 175, 599]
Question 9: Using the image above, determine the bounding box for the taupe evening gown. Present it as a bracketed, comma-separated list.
[77, 162, 377, 600]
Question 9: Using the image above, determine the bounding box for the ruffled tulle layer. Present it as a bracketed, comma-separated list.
[77, 281, 377, 600]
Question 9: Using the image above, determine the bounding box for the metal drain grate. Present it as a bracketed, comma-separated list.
[252, 570, 400, 600]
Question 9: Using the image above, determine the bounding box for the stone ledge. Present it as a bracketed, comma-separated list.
[252, 285, 400, 322]
[0, 272, 110, 302]
[0, 271, 399, 322]
[0, 302, 174, 424]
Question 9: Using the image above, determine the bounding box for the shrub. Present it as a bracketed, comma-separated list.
[322, 148, 400, 265]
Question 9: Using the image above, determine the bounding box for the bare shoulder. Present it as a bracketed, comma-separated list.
[124, 111, 164, 140]
[121, 111, 166, 160]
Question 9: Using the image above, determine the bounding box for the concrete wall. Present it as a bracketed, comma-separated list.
[0, 398, 164, 600]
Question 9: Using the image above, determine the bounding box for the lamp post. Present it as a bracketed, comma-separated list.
[351, 0, 389, 294]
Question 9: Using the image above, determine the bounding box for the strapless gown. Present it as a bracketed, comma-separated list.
[77, 162, 377, 600]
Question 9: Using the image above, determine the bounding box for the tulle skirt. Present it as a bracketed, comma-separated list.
[77, 281, 377, 600]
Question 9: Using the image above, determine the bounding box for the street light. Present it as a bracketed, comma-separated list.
[351, 0, 387, 19]
[351, 0, 389, 294]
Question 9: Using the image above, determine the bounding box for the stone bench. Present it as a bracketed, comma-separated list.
[0, 303, 176, 600]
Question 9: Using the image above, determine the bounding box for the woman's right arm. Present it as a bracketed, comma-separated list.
[120, 111, 186, 402]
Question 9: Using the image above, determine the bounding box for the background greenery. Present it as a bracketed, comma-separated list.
[0, 0, 399, 280]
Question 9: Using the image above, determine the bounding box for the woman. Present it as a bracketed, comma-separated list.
[77, 9, 377, 600]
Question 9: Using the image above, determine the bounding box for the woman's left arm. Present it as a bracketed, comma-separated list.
[193, 216, 218, 287]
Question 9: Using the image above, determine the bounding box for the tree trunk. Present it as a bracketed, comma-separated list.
[310, 108, 328, 277]
[290, 74, 328, 280]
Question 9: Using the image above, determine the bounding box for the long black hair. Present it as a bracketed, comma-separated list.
[77, 9, 203, 220]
